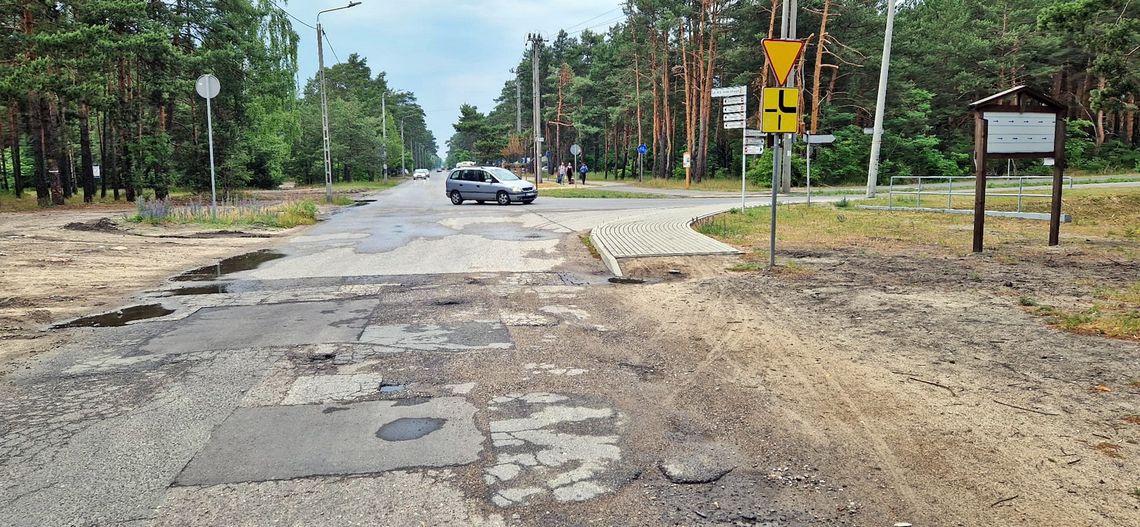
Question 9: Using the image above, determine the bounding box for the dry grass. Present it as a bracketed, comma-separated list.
[697, 187, 1140, 340]
[627, 177, 767, 193]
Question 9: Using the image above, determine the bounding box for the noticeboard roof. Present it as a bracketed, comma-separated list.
[968, 85, 1066, 113]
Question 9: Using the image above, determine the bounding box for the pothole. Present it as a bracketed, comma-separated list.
[172, 249, 285, 281]
[53, 304, 174, 328]
[164, 284, 229, 295]
[375, 417, 446, 441]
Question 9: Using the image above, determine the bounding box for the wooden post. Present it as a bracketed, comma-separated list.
[1048, 117, 1066, 246]
[972, 114, 988, 253]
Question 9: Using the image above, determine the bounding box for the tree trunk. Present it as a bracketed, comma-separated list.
[9, 104, 22, 198]
[55, 100, 73, 200]
[810, 0, 831, 134]
[27, 97, 50, 206]
[79, 103, 96, 203]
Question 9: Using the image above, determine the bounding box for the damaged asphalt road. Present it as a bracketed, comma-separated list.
[1, 180, 858, 526]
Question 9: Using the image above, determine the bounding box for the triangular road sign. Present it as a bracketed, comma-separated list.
[762, 39, 805, 87]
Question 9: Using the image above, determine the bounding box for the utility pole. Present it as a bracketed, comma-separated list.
[400, 119, 406, 176]
[316, 2, 360, 202]
[381, 94, 388, 180]
[866, 0, 898, 197]
[513, 69, 522, 135]
[528, 33, 545, 184]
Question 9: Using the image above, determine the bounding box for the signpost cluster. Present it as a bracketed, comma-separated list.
[710, 84, 748, 210]
[758, 38, 805, 268]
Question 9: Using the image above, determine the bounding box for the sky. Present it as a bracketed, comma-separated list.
[287, 0, 625, 159]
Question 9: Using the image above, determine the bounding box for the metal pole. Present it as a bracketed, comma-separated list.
[769, 141, 778, 269]
[400, 120, 405, 176]
[529, 34, 543, 184]
[205, 95, 217, 217]
[805, 141, 811, 206]
[865, 0, 897, 198]
[381, 94, 388, 180]
[741, 91, 746, 211]
[318, 22, 333, 202]
[515, 71, 522, 135]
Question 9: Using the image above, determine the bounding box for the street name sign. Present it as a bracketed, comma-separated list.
[744, 145, 764, 155]
[762, 87, 799, 133]
[723, 95, 745, 105]
[723, 112, 746, 122]
[806, 134, 836, 144]
[722, 104, 745, 114]
[744, 129, 764, 137]
[724, 120, 745, 129]
[762, 39, 806, 87]
[711, 85, 746, 98]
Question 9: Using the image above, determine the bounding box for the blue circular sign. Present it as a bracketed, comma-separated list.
[637, 144, 648, 155]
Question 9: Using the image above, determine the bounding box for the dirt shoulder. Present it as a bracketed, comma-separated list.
[0, 208, 295, 373]
[604, 190, 1140, 524]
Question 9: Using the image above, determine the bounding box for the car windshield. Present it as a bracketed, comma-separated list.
[487, 168, 521, 181]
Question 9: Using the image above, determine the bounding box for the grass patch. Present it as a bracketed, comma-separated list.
[127, 198, 319, 228]
[626, 178, 768, 193]
[580, 233, 600, 259]
[330, 195, 356, 206]
[542, 188, 671, 199]
[1023, 282, 1140, 340]
[293, 179, 404, 192]
[695, 187, 1140, 341]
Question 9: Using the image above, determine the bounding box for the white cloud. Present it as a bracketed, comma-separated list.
[288, 0, 623, 156]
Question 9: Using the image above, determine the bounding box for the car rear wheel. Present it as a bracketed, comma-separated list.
[449, 190, 463, 205]
[496, 191, 510, 205]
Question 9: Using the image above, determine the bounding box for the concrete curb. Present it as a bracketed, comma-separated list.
[590, 205, 743, 277]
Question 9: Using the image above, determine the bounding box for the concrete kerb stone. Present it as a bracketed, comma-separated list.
[590, 205, 743, 276]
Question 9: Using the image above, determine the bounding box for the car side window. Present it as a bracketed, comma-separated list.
[464, 170, 479, 182]
[449, 171, 460, 180]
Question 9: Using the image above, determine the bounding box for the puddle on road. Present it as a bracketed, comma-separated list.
[379, 383, 406, 394]
[165, 284, 229, 295]
[53, 304, 174, 328]
[608, 277, 646, 284]
[352, 199, 376, 207]
[172, 249, 285, 281]
[375, 417, 445, 441]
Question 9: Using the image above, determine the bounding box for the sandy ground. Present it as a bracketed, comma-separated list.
[611, 249, 1140, 526]
[0, 208, 293, 374]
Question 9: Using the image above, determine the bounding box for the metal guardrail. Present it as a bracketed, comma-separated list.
[888, 175, 1073, 213]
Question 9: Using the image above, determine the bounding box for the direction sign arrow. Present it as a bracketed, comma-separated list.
[723, 95, 745, 106]
[806, 134, 836, 144]
[744, 137, 765, 146]
[724, 120, 745, 129]
[744, 129, 764, 137]
[744, 145, 764, 155]
[711, 85, 746, 98]
[762, 39, 806, 87]
[722, 104, 745, 114]
[723, 112, 746, 122]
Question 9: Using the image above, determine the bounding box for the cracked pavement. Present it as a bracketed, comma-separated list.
[0, 179, 856, 526]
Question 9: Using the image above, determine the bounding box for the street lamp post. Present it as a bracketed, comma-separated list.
[317, 1, 361, 202]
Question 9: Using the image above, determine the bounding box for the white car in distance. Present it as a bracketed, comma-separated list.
[413, 169, 430, 180]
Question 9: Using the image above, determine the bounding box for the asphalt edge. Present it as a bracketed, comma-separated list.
[589, 229, 625, 277]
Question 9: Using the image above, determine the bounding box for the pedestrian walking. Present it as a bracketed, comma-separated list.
[557, 162, 566, 184]
[567, 162, 575, 185]
[578, 162, 588, 185]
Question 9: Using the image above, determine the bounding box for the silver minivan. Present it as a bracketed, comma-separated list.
[445, 167, 537, 205]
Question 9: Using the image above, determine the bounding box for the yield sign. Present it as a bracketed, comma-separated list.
[762, 39, 805, 87]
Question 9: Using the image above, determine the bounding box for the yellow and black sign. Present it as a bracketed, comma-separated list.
[761, 88, 800, 133]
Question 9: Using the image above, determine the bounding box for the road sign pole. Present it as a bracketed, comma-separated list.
[806, 135, 811, 206]
[770, 140, 778, 269]
[205, 94, 217, 218]
[741, 90, 746, 211]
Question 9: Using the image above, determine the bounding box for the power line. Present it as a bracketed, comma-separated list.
[268, 0, 316, 30]
[564, 15, 626, 37]
[558, 5, 622, 33]
[322, 29, 342, 64]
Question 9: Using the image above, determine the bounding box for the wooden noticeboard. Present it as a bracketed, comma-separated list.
[967, 86, 1067, 252]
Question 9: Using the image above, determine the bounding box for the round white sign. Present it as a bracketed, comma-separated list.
[195, 74, 221, 99]
[569, 144, 581, 156]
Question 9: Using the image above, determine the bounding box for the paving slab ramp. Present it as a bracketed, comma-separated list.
[590, 205, 741, 276]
